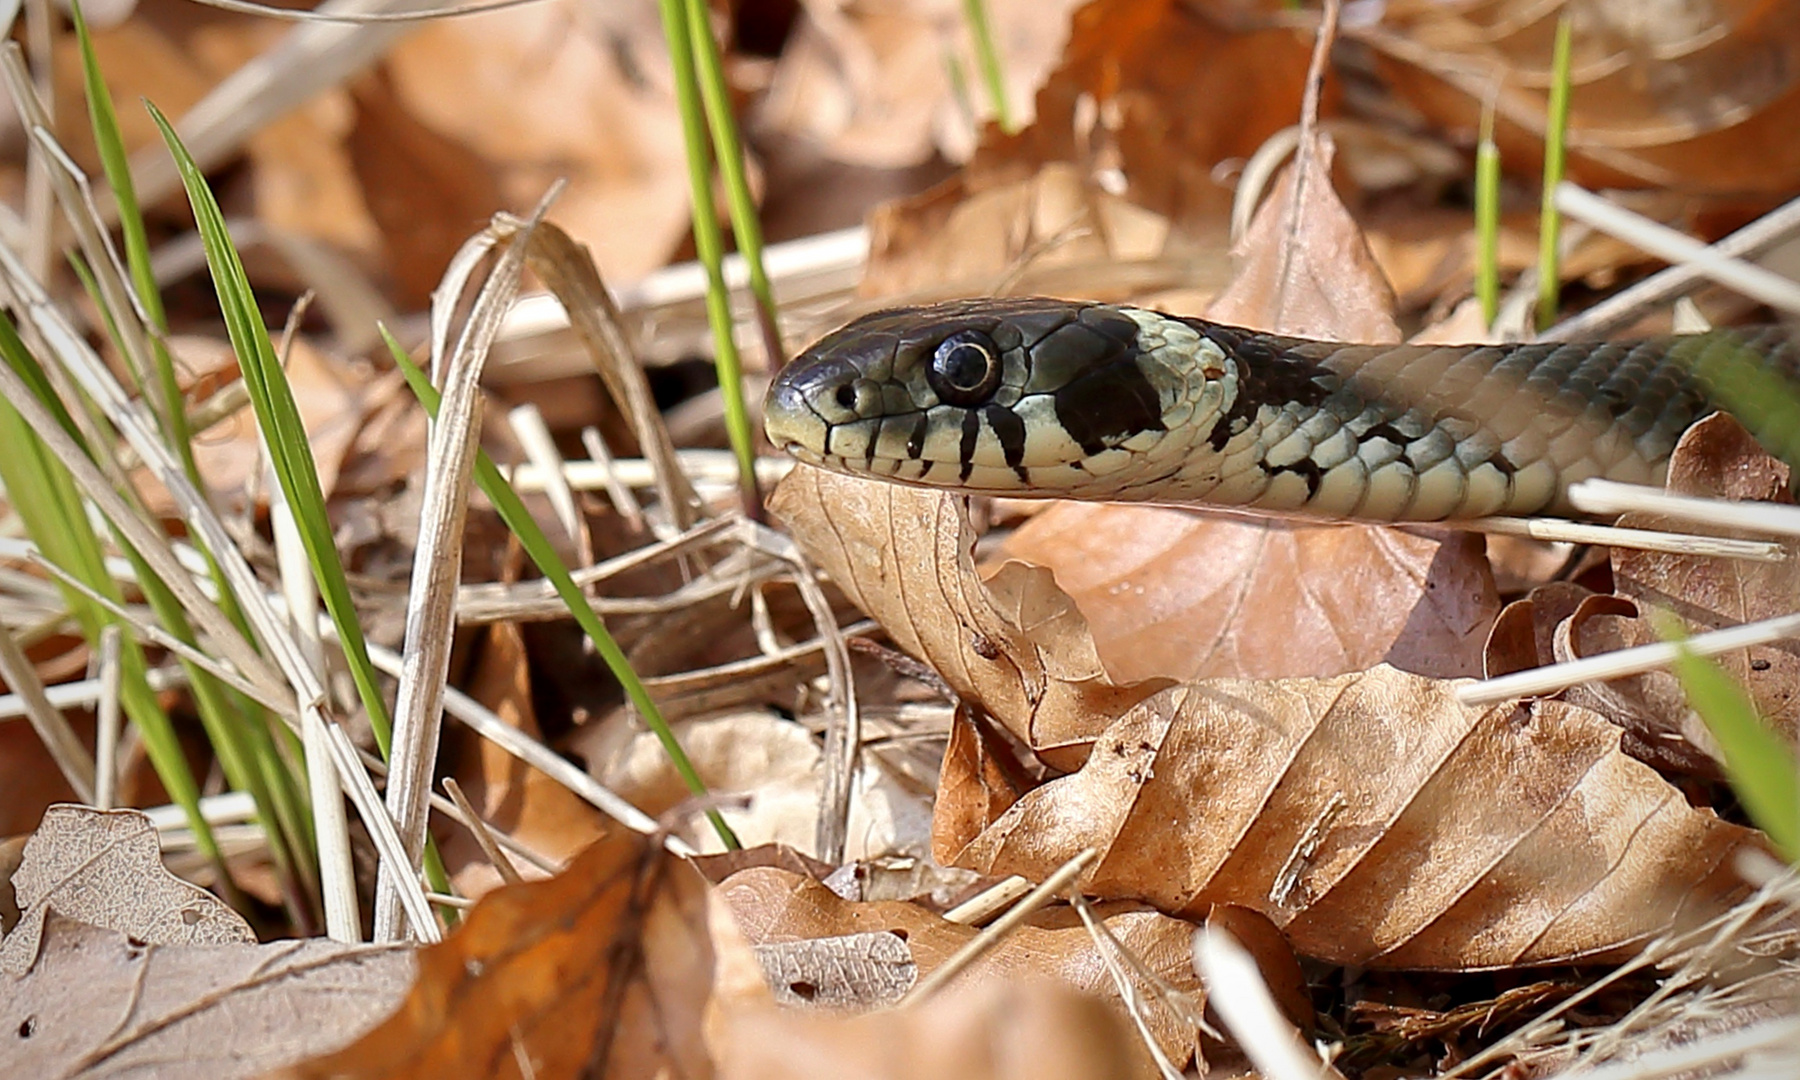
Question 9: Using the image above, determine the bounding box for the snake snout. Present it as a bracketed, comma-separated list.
[764, 356, 861, 458]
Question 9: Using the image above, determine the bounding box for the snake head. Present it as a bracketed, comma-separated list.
[765, 297, 1203, 495]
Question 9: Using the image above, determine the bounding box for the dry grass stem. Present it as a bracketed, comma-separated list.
[1570, 479, 1800, 538]
[1458, 610, 1800, 705]
[1468, 515, 1785, 561]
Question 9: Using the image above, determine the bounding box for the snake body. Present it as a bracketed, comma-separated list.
[762, 298, 1797, 521]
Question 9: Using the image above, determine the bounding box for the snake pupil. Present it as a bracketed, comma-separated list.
[928, 330, 1002, 406]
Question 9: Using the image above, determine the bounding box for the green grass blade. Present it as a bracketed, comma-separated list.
[1474, 103, 1500, 328]
[657, 0, 761, 517]
[385, 328, 739, 850]
[961, 0, 1014, 133]
[71, 1, 188, 455]
[1535, 14, 1573, 332]
[146, 101, 393, 754]
[1665, 633, 1799, 860]
[0, 316, 228, 879]
[682, 0, 784, 368]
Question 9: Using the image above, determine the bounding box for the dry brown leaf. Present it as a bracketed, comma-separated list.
[1000, 502, 1499, 681]
[1553, 593, 1728, 778]
[1205, 132, 1401, 344]
[1483, 581, 1605, 679]
[442, 620, 608, 900]
[716, 864, 1198, 1066]
[860, 161, 1207, 304]
[716, 977, 1149, 1080]
[281, 829, 720, 1080]
[581, 710, 937, 859]
[3, 913, 414, 1079]
[758, 0, 1080, 168]
[769, 467, 1168, 768]
[383, 2, 694, 282]
[979, 0, 1316, 228]
[945, 665, 1763, 969]
[1370, 0, 1800, 195]
[1609, 414, 1800, 739]
[774, 475, 1764, 968]
[184, 22, 384, 264]
[159, 336, 373, 512]
[0, 806, 253, 977]
[0, 726, 82, 839]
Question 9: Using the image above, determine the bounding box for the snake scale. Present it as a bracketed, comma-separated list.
[762, 298, 1799, 521]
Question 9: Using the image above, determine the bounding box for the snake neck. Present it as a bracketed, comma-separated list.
[765, 298, 1792, 522]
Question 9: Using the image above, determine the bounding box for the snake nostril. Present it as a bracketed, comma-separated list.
[833, 384, 857, 411]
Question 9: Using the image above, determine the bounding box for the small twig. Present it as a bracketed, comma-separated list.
[1464, 515, 1784, 561]
[443, 777, 522, 886]
[1555, 183, 1800, 316]
[1194, 927, 1344, 1080]
[93, 626, 123, 810]
[1568, 479, 1800, 539]
[904, 847, 1097, 1004]
[1457, 610, 1800, 705]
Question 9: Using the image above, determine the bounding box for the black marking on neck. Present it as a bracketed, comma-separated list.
[985, 405, 1028, 483]
[1485, 452, 1517, 477]
[1188, 322, 1338, 453]
[906, 412, 929, 459]
[1053, 360, 1164, 456]
[959, 408, 981, 483]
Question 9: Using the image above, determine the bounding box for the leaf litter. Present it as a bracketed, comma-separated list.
[8, 0, 1800, 1077]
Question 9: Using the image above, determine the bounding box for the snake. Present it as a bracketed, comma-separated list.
[762, 297, 1798, 522]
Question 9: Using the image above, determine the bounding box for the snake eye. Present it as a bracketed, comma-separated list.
[928, 330, 1003, 407]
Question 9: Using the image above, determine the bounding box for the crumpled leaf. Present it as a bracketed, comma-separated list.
[774, 473, 1765, 969]
[0, 805, 253, 977]
[769, 467, 1169, 769]
[2, 914, 414, 1079]
[1609, 415, 1800, 743]
[944, 665, 1762, 969]
[716, 865, 1199, 1066]
[1483, 581, 1604, 680]
[1001, 502, 1499, 681]
[280, 828, 723, 1080]
[716, 977, 1149, 1080]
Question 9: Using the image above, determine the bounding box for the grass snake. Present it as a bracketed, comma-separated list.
[762, 297, 1798, 522]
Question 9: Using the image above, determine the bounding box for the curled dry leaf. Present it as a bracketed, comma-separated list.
[281, 829, 721, 1080]
[1002, 502, 1499, 682]
[1554, 593, 1728, 778]
[774, 471, 1765, 969]
[716, 977, 1149, 1080]
[3, 914, 414, 1079]
[0, 806, 253, 977]
[946, 666, 1763, 969]
[1484, 581, 1607, 679]
[716, 865, 1199, 1067]
[769, 467, 1168, 768]
[1609, 415, 1800, 744]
